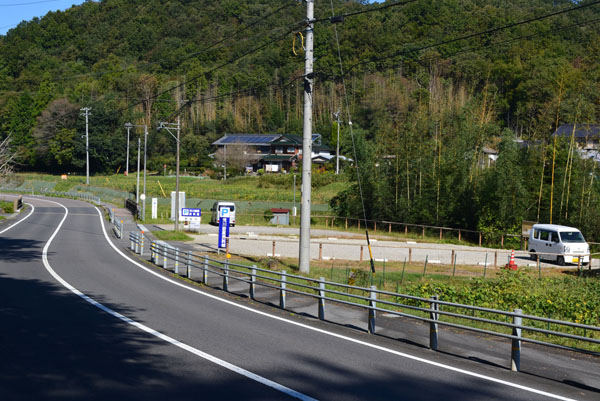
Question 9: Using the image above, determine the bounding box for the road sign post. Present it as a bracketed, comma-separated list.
[218, 208, 230, 249]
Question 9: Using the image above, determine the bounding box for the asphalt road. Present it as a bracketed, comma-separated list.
[0, 196, 596, 400]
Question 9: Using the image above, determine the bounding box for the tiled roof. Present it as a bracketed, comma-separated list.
[553, 124, 600, 139]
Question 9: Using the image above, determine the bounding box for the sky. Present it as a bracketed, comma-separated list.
[0, 0, 381, 36]
[0, 0, 88, 35]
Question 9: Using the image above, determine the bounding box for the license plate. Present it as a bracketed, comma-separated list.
[573, 257, 579, 263]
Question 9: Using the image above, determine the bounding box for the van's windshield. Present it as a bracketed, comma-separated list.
[559, 231, 585, 243]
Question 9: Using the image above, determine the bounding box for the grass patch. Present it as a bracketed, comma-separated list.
[153, 230, 194, 242]
[0, 201, 14, 213]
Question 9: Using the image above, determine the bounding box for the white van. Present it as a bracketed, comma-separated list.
[528, 224, 589, 265]
[210, 201, 236, 226]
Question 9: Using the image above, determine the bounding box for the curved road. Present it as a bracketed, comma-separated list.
[0, 196, 593, 400]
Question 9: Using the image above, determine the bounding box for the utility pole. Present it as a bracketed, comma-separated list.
[158, 118, 181, 231]
[223, 145, 227, 181]
[124, 123, 132, 176]
[334, 109, 341, 175]
[81, 107, 91, 185]
[136, 137, 141, 205]
[142, 124, 148, 221]
[299, 0, 314, 274]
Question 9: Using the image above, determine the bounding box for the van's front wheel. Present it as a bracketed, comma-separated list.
[557, 256, 565, 266]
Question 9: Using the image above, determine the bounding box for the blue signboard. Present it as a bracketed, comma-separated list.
[218, 217, 230, 248]
[181, 208, 201, 219]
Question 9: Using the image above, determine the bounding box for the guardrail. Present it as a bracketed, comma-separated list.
[0, 187, 101, 205]
[124, 232, 600, 372]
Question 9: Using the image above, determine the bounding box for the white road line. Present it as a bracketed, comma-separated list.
[0, 202, 35, 235]
[96, 207, 579, 401]
[36, 198, 316, 401]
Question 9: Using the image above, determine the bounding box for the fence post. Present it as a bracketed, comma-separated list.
[405, 225, 408, 235]
[501, 234, 504, 249]
[368, 285, 377, 334]
[511, 309, 522, 372]
[430, 295, 439, 350]
[374, 221, 376, 232]
[422, 226, 425, 239]
[250, 266, 256, 299]
[318, 277, 326, 320]
[494, 251, 497, 268]
[203, 255, 208, 284]
[360, 246, 363, 262]
[223, 260, 229, 291]
[409, 247, 412, 264]
[319, 243, 323, 260]
[389, 223, 391, 233]
[272, 241, 276, 257]
[163, 244, 168, 269]
[439, 228, 442, 240]
[140, 232, 144, 256]
[479, 232, 482, 246]
[458, 230, 461, 242]
[345, 218, 348, 230]
[280, 270, 286, 309]
[186, 251, 192, 279]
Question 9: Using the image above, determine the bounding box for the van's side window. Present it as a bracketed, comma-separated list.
[539, 230, 549, 241]
[550, 232, 559, 243]
[533, 229, 540, 239]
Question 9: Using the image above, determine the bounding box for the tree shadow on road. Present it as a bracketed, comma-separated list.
[0, 274, 290, 400]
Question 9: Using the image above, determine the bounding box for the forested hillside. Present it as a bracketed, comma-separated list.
[2, 0, 600, 238]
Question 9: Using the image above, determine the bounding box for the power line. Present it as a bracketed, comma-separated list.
[341, 0, 600, 75]
[11, 1, 299, 84]
[314, 0, 418, 23]
[0, 0, 59, 6]
[30, 6, 305, 130]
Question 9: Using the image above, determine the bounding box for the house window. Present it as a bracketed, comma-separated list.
[287, 147, 295, 153]
[275, 147, 283, 154]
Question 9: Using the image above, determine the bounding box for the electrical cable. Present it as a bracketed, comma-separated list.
[30, 8, 306, 130]
[12, 1, 298, 85]
[328, 0, 376, 274]
[314, 0, 418, 24]
[341, 0, 600, 75]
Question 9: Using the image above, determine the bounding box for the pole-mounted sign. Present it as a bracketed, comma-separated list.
[218, 207, 230, 249]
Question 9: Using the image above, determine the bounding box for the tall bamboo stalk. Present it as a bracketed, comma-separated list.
[537, 140, 546, 222]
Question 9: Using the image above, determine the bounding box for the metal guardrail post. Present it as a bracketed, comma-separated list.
[223, 260, 229, 291]
[186, 251, 191, 278]
[163, 244, 168, 269]
[250, 266, 256, 299]
[280, 270, 286, 309]
[318, 277, 326, 320]
[511, 308, 522, 372]
[151, 241, 156, 263]
[430, 295, 439, 350]
[368, 285, 377, 334]
[175, 248, 180, 275]
[202, 255, 208, 284]
[140, 232, 144, 256]
[130, 234, 134, 251]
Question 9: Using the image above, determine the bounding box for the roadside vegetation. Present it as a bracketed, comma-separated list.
[153, 230, 194, 242]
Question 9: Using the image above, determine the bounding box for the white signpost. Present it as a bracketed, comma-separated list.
[151, 198, 158, 219]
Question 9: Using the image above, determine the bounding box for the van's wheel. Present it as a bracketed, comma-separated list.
[557, 256, 565, 266]
[529, 250, 536, 261]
